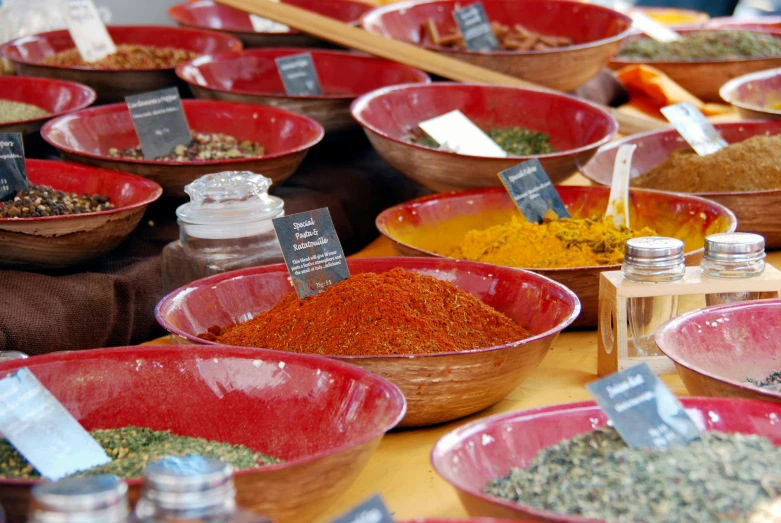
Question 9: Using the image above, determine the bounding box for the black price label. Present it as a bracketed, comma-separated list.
[498, 159, 570, 223]
[0, 133, 27, 202]
[275, 53, 323, 96]
[125, 87, 192, 160]
[586, 363, 701, 449]
[329, 495, 395, 523]
[453, 2, 499, 51]
[272, 208, 350, 299]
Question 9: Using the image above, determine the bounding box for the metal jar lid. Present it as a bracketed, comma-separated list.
[704, 233, 766, 262]
[30, 475, 129, 523]
[140, 455, 235, 514]
[624, 237, 685, 268]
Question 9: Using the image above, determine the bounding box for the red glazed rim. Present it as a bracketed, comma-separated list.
[40, 99, 325, 167]
[612, 27, 781, 64]
[361, 0, 634, 56]
[350, 82, 619, 160]
[374, 186, 737, 272]
[655, 298, 781, 401]
[154, 256, 582, 360]
[719, 68, 781, 115]
[176, 48, 432, 100]
[0, 25, 242, 72]
[0, 344, 407, 487]
[0, 159, 162, 223]
[0, 76, 97, 128]
[430, 397, 781, 523]
[586, 120, 781, 197]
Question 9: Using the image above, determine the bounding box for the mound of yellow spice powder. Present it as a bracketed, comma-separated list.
[450, 216, 657, 268]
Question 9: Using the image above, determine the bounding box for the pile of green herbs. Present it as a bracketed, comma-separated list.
[618, 30, 781, 61]
[407, 126, 557, 156]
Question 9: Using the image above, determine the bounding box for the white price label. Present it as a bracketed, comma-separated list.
[661, 102, 728, 156]
[63, 0, 116, 63]
[418, 110, 507, 158]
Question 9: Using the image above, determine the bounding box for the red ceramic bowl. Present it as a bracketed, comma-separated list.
[581, 120, 781, 249]
[0, 26, 242, 103]
[361, 0, 632, 92]
[0, 345, 405, 523]
[376, 186, 736, 328]
[656, 299, 781, 403]
[351, 82, 617, 192]
[177, 48, 430, 132]
[431, 398, 781, 522]
[155, 257, 580, 427]
[720, 67, 781, 120]
[169, 0, 373, 48]
[0, 160, 161, 269]
[0, 76, 96, 136]
[610, 28, 781, 103]
[41, 99, 324, 198]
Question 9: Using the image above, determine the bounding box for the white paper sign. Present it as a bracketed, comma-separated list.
[628, 10, 681, 43]
[661, 102, 728, 156]
[418, 110, 507, 158]
[249, 0, 289, 33]
[63, 0, 116, 63]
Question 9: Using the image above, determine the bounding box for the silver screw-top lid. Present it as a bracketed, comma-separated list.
[705, 233, 766, 261]
[30, 475, 129, 523]
[624, 237, 685, 267]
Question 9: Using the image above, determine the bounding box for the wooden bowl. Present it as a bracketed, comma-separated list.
[375, 186, 736, 328]
[656, 299, 781, 403]
[431, 398, 781, 522]
[0, 160, 162, 269]
[0, 26, 242, 103]
[609, 28, 781, 103]
[0, 76, 95, 137]
[0, 345, 406, 523]
[720, 67, 781, 120]
[580, 120, 781, 249]
[41, 99, 324, 198]
[350, 83, 618, 192]
[155, 257, 580, 428]
[177, 48, 430, 133]
[168, 0, 373, 48]
[361, 0, 632, 92]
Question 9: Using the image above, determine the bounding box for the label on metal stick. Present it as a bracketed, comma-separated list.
[0, 133, 27, 202]
[126, 87, 192, 160]
[63, 0, 117, 63]
[453, 2, 499, 51]
[275, 53, 323, 96]
[498, 158, 570, 223]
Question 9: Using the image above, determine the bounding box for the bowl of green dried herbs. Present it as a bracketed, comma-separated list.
[432, 397, 781, 522]
[0, 345, 406, 523]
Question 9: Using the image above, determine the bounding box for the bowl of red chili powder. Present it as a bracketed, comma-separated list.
[156, 257, 580, 427]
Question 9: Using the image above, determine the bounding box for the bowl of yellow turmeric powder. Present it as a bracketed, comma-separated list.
[376, 186, 736, 327]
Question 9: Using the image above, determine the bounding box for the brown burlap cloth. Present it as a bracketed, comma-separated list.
[0, 137, 429, 355]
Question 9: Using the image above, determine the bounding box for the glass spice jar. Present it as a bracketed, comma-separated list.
[134, 455, 270, 523]
[29, 475, 131, 523]
[161, 171, 285, 295]
[622, 237, 686, 356]
[702, 232, 766, 306]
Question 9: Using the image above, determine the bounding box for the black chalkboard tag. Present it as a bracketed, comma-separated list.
[275, 53, 323, 96]
[497, 159, 570, 223]
[329, 495, 395, 523]
[452, 2, 499, 51]
[0, 133, 27, 202]
[586, 363, 701, 449]
[125, 87, 192, 160]
[272, 208, 350, 299]
[0, 368, 111, 480]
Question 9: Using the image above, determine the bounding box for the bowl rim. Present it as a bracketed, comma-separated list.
[167, 0, 370, 36]
[0, 344, 407, 486]
[39, 98, 325, 167]
[581, 119, 781, 196]
[0, 159, 162, 224]
[176, 48, 432, 101]
[430, 396, 780, 523]
[611, 27, 781, 65]
[0, 25, 243, 73]
[374, 185, 737, 272]
[719, 66, 781, 116]
[0, 76, 97, 128]
[655, 298, 781, 402]
[154, 256, 582, 360]
[350, 82, 619, 160]
[360, 0, 634, 56]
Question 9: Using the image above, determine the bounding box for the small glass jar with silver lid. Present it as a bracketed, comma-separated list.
[701, 232, 766, 306]
[29, 475, 130, 523]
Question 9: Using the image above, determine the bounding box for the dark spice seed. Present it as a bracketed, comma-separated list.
[0, 184, 115, 218]
[746, 370, 781, 392]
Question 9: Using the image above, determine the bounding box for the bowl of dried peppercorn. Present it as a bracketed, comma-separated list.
[0, 160, 162, 269]
[0, 25, 242, 103]
[155, 257, 581, 427]
[41, 99, 324, 198]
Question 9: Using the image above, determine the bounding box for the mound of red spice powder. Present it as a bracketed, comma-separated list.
[200, 268, 532, 356]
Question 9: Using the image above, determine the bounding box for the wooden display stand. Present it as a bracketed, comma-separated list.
[597, 264, 781, 376]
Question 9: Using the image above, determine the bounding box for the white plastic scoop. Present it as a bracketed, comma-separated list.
[605, 144, 637, 228]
